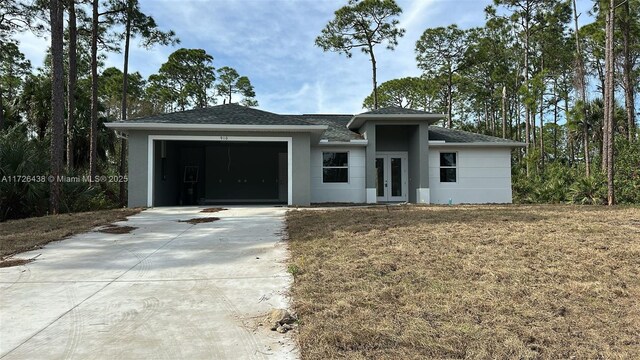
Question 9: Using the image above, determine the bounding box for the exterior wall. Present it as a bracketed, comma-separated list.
[125, 130, 313, 207]
[291, 133, 311, 205]
[429, 147, 513, 204]
[310, 146, 366, 203]
[128, 131, 149, 207]
[125, 128, 515, 207]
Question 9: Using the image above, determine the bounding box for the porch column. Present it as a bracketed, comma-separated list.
[416, 123, 430, 203]
[291, 133, 311, 206]
[364, 122, 377, 203]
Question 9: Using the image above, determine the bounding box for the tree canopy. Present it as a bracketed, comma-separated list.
[316, 0, 405, 109]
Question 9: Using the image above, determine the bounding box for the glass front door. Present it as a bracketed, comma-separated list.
[375, 153, 408, 202]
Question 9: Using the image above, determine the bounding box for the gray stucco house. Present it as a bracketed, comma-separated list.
[105, 104, 523, 207]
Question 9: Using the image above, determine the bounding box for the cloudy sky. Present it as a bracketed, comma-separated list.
[15, 0, 595, 115]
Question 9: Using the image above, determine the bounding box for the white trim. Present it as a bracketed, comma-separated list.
[147, 135, 293, 207]
[147, 139, 153, 207]
[106, 123, 327, 132]
[439, 151, 458, 183]
[366, 188, 377, 203]
[429, 141, 525, 147]
[321, 150, 350, 184]
[287, 140, 292, 206]
[316, 140, 368, 147]
[376, 151, 409, 202]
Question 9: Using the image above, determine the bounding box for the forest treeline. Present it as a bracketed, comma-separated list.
[0, 0, 257, 220]
[316, 0, 639, 205]
[1, 0, 639, 221]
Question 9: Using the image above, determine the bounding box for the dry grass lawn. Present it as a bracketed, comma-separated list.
[286, 205, 640, 359]
[0, 208, 141, 258]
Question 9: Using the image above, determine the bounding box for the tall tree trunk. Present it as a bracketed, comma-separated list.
[604, 0, 615, 205]
[584, 120, 590, 175]
[90, 0, 99, 182]
[572, 0, 590, 177]
[621, 0, 636, 141]
[509, 96, 515, 140]
[524, 13, 531, 177]
[66, 0, 77, 170]
[447, 71, 453, 128]
[539, 60, 545, 170]
[119, 0, 132, 207]
[565, 96, 575, 165]
[531, 110, 536, 149]
[50, 0, 65, 214]
[502, 86, 507, 139]
[368, 44, 378, 110]
[516, 97, 521, 142]
[597, 59, 606, 100]
[553, 81, 558, 160]
[602, 4, 610, 176]
[0, 87, 5, 130]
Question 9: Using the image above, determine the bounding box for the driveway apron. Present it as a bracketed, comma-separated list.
[0, 206, 296, 359]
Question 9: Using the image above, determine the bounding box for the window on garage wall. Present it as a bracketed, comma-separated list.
[439, 152, 457, 182]
[322, 152, 349, 183]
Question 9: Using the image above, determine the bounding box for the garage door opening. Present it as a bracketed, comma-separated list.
[152, 139, 289, 206]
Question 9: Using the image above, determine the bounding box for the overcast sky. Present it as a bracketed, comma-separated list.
[14, 0, 596, 115]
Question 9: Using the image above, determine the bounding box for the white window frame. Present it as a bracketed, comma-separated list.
[439, 152, 457, 183]
[322, 151, 349, 184]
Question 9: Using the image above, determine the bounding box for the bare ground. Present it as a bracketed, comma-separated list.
[178, 217, 220, 224]
[0, 208, 141, 259]
[286, 205, 640, 359]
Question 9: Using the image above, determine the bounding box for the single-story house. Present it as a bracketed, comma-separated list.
[105, 104, 524, 207]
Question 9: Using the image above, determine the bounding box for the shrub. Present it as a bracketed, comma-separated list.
[568, 176, 606, 205]
[0, 126, 49, 220]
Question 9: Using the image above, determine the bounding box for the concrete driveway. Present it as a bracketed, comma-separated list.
[0, 206, 297, 359]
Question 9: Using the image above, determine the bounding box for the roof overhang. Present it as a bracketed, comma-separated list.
[317, 139, 368, 147]
[347, 113, 445, 130]
[104, 122, 328, 133]
[105, 123, 330, 144]
[429, 140, 526, 148]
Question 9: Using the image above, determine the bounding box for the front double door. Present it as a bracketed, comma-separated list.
[376, 152, 408, 202]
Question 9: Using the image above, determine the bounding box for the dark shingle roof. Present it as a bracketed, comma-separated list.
[114, 104, 515, 144]
[428, 126, 515, 143]
[291, 115, 362, 141]
[123, 103, 314, 126]
[359, 106, 440, 115]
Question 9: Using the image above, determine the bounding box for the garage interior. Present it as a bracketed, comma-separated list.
[153, 140, 288, 206]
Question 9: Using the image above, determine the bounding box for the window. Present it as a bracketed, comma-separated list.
[322, 152, 348, 183]
[439, 152, 457, 182]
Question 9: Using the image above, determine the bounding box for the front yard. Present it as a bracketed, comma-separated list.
[0, 208, 141, 260]
[286, 205, 640, 359]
